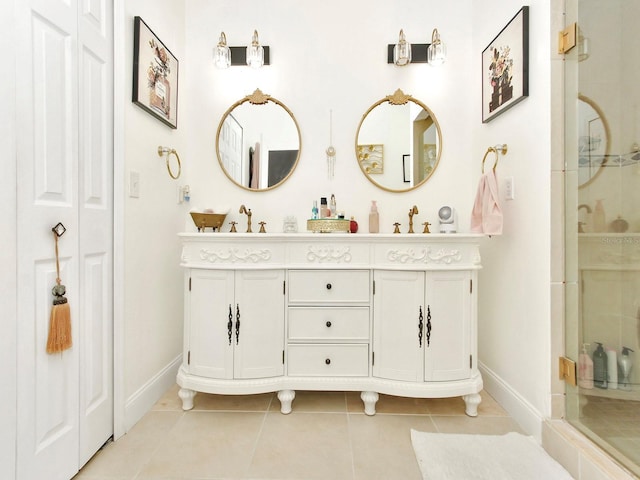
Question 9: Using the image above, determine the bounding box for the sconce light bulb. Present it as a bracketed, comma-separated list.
[246, 29, 264, 68]
[427, 28, 446, 66]
[214, 31, 231, 69]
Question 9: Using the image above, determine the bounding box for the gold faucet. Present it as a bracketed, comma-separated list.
[239, 205, 252, 233]
[408, 205, 419, 233]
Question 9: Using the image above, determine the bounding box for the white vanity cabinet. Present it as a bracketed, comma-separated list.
[177, 233, 483, 416]
[373, 270, 473, 383]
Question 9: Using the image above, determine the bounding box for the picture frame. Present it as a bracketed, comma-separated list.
[402, 154, 410, 183]
[132, 16, 179, 129]
[481, 6, 529, 123]
[357, 144, 384, 174]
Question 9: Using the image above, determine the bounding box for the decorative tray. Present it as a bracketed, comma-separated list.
[307, 219, 350, 233]
[190, 212, 227, 232]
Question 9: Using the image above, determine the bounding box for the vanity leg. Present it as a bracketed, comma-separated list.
[361, 391, 379, 416]
[462, 393, 481, 417]
[277, 389, 296, 414]
[178, 388, 196, 411]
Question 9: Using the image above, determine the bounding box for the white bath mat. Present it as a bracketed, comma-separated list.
[410, 430, 574, 479]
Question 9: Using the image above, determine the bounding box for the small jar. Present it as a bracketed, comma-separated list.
[350, 217, 358, 233]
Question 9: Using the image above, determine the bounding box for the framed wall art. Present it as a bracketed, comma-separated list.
[132, 16, 179, 129]
[482, 6, 529, 123]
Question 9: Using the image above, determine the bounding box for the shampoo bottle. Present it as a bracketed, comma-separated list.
[606, 347, 618, 389]
[593, 342, 608, 389]
[618, 346, 634, 390]
[369, 201, 379, 233]
[578, 343, 594, 389]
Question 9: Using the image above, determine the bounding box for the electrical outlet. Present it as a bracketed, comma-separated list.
[129, 171, 140, 198]
[505, 176, 515, 200]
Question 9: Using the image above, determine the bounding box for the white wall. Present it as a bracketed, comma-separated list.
[0, 0, 17, 476]
[118, 0, 188, 430]
[472, 0, 555, 438]
[183, 0, 475, 232]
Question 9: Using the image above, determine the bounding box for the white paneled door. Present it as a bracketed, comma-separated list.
[15, 0, 114, 478]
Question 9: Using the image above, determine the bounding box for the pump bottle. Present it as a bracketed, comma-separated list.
[369, 201, 379, 233]
[578, 343, 594, 389]
[592, 342, 608, 389]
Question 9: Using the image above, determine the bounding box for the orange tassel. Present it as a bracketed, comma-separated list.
[46, 227, 72, 354]
[46, 301, 72, 354]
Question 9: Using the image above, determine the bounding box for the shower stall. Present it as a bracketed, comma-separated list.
[565, 0, 640, 476]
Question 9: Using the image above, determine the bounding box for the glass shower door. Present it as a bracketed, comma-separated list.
[565, 0, 640, 476]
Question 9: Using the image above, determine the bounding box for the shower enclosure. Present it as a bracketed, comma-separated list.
[565, 0, 640, 476]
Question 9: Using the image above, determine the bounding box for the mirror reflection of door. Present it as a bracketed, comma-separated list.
[216, 90, 301, 192]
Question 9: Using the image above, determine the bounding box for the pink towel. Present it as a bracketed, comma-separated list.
[470, 170, 503, 235]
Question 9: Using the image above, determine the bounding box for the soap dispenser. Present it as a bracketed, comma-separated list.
[618, 346, 634, 391]
[578, 343, 594, 389]
[592, 342, 608, 389]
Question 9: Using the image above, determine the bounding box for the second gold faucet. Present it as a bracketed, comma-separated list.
[239, 205, 252, 233]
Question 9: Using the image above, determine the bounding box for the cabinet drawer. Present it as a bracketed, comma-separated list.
[287, 344, 369, 376]
[288, 270, 370, 303]
[288, 307, 369, 341]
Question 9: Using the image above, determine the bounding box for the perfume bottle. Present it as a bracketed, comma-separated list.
[312, 200, 319, 219]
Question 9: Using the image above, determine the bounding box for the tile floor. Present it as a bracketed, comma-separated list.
[74, 386, 524, 480]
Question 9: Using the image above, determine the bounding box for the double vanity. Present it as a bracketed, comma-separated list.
[176, 232, 484, 416]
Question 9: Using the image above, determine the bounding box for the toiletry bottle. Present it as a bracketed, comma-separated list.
[350, 216, 358, 233]
[606, 347, 618, 389]
[592, 342, 608, 389]
[369, 201, 379, 233]
[320, 197, 328, 218]
[593, 199, 606, 232]
[312, 200, 319, 220]
[330, 194, 337, 219]
[578, 343, 594, 389]
[618, 347, 634, 390]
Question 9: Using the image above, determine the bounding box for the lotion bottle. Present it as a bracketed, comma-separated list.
[606, 347, 618, 389]
[578, 343, 594, 389]
[592, 342, 608, 389]
[369, 201, 379, 233]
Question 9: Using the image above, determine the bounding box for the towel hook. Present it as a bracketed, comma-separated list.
[157, 146, 181, 179]
[481, 144, 508, 173]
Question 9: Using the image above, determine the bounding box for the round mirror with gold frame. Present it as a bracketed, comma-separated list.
[578, 93, 610, 189]
[216, 89, 301, 191]
[355, 89, 442, 192]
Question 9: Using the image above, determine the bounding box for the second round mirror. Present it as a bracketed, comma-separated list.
[356, 89, 442, 192]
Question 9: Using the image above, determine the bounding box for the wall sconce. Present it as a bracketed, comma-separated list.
[427, 28, 446, 65]
[393, 29, 412, 66]
[213, 30, 270, 69]
[214, 32, 231, 69]
[387, 28, 446, 66]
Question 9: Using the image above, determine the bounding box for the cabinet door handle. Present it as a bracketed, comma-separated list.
[227, 304, 233, 345]
[326, 321, 332, 327]
[235, 304, 240, 345]
[325, 358, 331, 365]
[426, 305, 432, 347]
[326, 283, 332, 290]
[418, 306, 424, 347]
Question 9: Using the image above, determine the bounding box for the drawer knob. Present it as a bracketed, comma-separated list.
[325, 358, 331, 365]
[326, 321, 332, 327]
[326, 283, 332, 290]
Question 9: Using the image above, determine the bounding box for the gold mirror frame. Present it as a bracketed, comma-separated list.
[355, 89, 442, 192]
[216, 89, 301, 192]
[577, 93, 610, 189]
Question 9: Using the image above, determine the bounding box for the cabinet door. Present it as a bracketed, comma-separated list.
[424, 271, 471, 381]
[373, 270, 425, 382]
[233, 270, 285, 379]
[187, 270, 235, 379]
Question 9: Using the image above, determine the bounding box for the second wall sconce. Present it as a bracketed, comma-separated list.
[388, 28, 446, 66]
[214, 30, 270, 69]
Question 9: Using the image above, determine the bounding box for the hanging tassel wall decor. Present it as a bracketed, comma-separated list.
[326, 109, 336, 180]
[46, 222, 72, 354]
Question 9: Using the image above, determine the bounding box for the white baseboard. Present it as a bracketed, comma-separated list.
[124, 354, 182, 432]
[479, 361, 543, 442]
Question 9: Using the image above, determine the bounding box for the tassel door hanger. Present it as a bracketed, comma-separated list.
[46, 222, 72, 354]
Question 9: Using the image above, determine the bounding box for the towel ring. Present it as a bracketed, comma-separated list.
[157, 146, 181, 179]
[481, 144, 508, 173]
